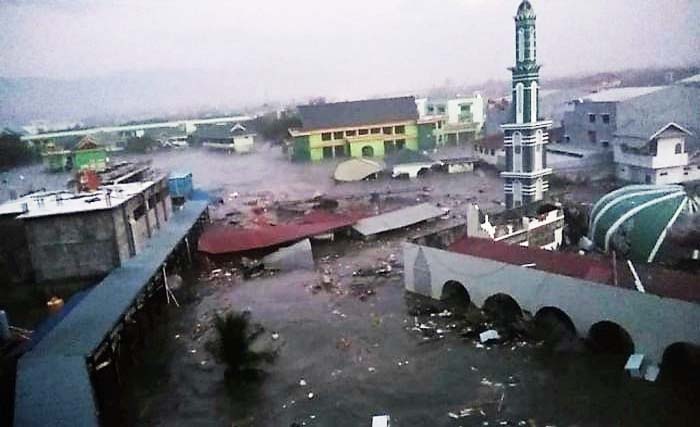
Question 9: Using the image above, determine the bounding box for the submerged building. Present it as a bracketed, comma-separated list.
[415, 95, 486, 148]
[0, 177, 172, 282]
[501, 1, 553, 209]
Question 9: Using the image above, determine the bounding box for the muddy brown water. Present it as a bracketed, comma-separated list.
[123, 238, 698, 427]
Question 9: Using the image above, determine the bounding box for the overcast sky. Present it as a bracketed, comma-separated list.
[1, 0, 698, 103]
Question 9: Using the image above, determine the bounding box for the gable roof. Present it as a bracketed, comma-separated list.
[195, 122, 253, 140]
[616, 121, 693, 142]
[75, 135, 101, 150]
[297, 96, 418, 132]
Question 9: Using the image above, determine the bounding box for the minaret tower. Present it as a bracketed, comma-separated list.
[501, 0, 552, 209]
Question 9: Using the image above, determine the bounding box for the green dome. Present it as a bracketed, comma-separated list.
[588, 184, 692, 262]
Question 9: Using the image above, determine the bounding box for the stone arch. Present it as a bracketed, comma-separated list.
[440, 280, 471, 308]
[483, 293, 522, 324]
[587, 320, 635, 356]
[660, 342, 700, 384]
[534, 307, 577, 343]
[361, 145, 374, 157]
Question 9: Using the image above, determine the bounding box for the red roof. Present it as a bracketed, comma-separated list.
[198, 210, 362, 255]
[448, 236, 700, 304]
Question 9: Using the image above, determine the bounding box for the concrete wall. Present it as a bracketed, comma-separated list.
[562, 101, 617, 150]
[403, 242, 700, 364]
[25, 210, 119, 282]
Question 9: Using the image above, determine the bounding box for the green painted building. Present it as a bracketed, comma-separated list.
[290, 96, 430, 161]
[73, 136, 107, 172]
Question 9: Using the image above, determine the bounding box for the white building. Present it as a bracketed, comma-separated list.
[615, 122, 700, 184]
[415, 94, 486, 145]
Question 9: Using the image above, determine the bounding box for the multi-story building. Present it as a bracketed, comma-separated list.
[415, 95, 486, 146]
[501, 1, 552, 209]
[0, 176, 172, 282]
[615, 122, 700, 184]
[561, 86, 667, 150]
[290, 97, 421, 161]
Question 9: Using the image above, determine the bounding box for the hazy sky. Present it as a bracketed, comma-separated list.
[1, 0, 698, 103]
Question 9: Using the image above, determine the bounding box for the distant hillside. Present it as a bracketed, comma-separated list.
[2, 65, 698, 129]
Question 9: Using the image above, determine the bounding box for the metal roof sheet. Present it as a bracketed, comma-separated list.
[352, 203, 446, 237]
[334, 158, 385, 182]
[14, 356, 98, 427]
[582, 86, 667, 103]
[297, 97, 418, 131]
[14, 200, 209, 426]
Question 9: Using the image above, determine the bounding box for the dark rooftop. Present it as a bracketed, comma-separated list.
[448, 236, 700, 304]
[296, 96, 418, 132]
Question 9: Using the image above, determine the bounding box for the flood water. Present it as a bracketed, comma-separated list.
[123, 237, 698, 427]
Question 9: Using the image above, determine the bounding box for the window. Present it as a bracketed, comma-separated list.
[565, 135, 571, 143]
[601, 141, 610, 148]
[675, 143, 682, 154]
[321, 132, 331, 141]
[460, 104, 471, 113]
[334, 145, 346, 157]
[382, 127, 393, 135]
[588, 131, 597, 144]
[333, 131, 344, 140]
[515, 146, 522, 154]
[358, 129, 369, 135]
[370, 128, 380, 134]
[427, 106, 434, 113]
[437, 121, 442, 129]
[323, 146, 333, 158]
[437, 106, 445, 114]
[602, 114, 610, 124]
[515, 83, 524, 123]
[536, 144, 541, 151]
[490, 149, 495, 155]
[518, 28, 525, 62]
[660, 172, 668, 176]
[346, 130, 356, 137]
[589, 114, 596, 123]
[394, 125, 405, 134]
[396, 139, 406, 150]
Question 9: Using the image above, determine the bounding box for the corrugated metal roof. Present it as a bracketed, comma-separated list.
[352, 203, 446, 237]
[583, 86, 667, 103]
[297, 97, 418, 132]
[198, 211, 362, 255]
[14, 200, 209, 427]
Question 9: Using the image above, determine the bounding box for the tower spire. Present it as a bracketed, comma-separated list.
[500, 0, 553, 210]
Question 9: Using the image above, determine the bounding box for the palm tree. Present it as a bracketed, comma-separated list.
[208, 311, 275, 385]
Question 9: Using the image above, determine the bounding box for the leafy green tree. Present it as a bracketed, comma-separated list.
[208, 311, 276, 386]
[0, 133, 37, 170]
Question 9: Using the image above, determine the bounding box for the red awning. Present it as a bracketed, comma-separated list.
[198, 211, 362, 255]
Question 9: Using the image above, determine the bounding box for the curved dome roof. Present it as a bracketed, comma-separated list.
[517, 1, 535, 18]
[588, 185, 693, 262]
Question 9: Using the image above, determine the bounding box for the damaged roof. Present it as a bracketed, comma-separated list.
[448, 236, 700, 304]
[352, 203, 446, 237]
[296, 97, 418, 131]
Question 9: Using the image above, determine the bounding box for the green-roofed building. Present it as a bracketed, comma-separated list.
[588, 184, 698, 262]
